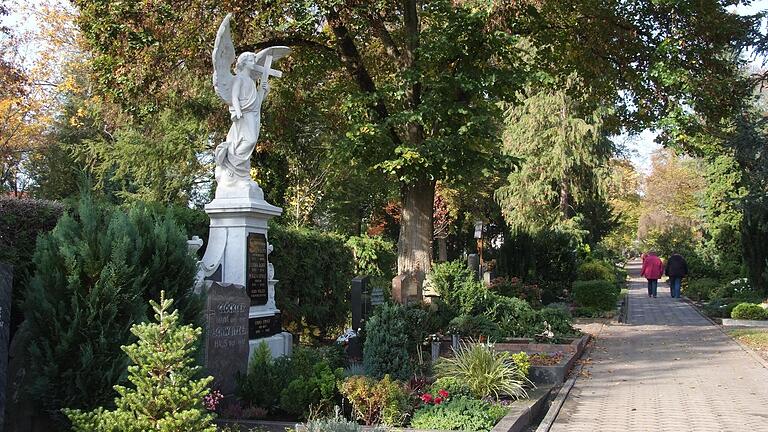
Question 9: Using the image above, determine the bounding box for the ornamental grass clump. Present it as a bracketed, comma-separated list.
[435, 341, 530, 401]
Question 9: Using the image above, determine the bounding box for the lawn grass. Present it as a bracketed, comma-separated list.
[727, 328, 768, 352]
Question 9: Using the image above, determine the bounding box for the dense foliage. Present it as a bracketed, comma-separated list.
[339, 375, 412, 427]
[64, 293, 216, 432]
[236, 344, 344, 419]
[363, 303, 412, 381]
[269, 225, 354, 342]
[410, 397, 507, 432]
[22, 196, 201, 418]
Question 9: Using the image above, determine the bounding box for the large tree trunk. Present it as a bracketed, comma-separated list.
[397, 177, 435, 282]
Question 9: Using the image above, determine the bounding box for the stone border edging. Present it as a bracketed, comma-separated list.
[534, 327, 601, 432]
[216, 386, 555, 432]
[722, 318, 768, 327]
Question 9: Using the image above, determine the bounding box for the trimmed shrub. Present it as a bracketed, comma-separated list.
[572, 280, 619, 312]
[363, 303, 411, 380]
[410, 397, 507, 432]
[270, 225, 354, 342]
[23, 196, 201, 417]
[731, 303, 768, 320]
[482, 294, 536, 338]
[576, 260, 614, 282]
[339, 375, 412, 426]
[683, 278, 720, 301]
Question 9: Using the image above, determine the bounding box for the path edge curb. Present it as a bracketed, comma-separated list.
[683, 297, 768, 370]
[534, 330, 599, 432]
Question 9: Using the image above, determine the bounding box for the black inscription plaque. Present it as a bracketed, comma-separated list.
[246, 232, 269, 306]
[204, 283, 250, 396]
[249, 313, 282, 339]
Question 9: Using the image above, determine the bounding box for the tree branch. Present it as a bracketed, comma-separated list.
[365, 12, 402, 62]
[237, 37, 337, 56]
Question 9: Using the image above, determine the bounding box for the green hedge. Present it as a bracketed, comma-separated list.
[731, 303, 768, 320]
[270, 225, 354, 342]
[0, 197, 64, 333]
[572, 280, 618, 312]
[576, 260, 614, 282]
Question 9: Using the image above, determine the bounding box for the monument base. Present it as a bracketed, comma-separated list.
[249, 332, 293, 360]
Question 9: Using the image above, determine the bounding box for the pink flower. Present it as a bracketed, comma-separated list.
[421, 393, 434, 404]
[438, 389, 449, 399]
[434, 397, 443, 404]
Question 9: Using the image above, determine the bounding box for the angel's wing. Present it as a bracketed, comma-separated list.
[212, 13, 236, 106]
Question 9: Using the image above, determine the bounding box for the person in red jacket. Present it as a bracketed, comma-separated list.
[641, 251, 664, 298]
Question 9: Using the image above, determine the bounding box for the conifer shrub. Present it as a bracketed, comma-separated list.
[64, 292, 216, 431]
[363, 303, 412, 380]
[22, 196, 201, 416]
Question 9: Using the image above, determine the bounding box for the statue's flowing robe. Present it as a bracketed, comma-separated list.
[216, 75, 261, 182]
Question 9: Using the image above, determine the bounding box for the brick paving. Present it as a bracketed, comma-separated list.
[549, 260, 768, 432]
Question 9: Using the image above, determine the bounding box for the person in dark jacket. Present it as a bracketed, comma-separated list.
[665, 253, 689, 299]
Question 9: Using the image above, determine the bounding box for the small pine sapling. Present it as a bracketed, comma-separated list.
[64, 292, 216, 432]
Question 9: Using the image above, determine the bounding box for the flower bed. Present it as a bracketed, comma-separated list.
[495, 334, 590, 385]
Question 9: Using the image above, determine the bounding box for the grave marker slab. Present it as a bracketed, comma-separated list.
[204, 283, 250, 396]
[246, 233, 269, 306]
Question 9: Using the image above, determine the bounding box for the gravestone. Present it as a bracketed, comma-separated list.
[204, 282, 250, 396]
[370, 287, 385, 306]
[246, 233, 269, 306]
[467, 254, 480, 280]
[391, 272, 423, 305]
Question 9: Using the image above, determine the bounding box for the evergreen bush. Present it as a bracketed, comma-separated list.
[64, 292, 216, 431]
[572, 280, 619, 312]
[363, 303, 411, 380]
[345, 234, 397, 280]
[576, 260, 614, 283]
[269, 224, 354, 342]
[731, 303, 768, 320]
[22, 196, 201, 416]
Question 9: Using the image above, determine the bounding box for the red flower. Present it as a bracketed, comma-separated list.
[421, 393, 434, 404]
[438, 389, 449, 399]
[434, 397, 443, 404]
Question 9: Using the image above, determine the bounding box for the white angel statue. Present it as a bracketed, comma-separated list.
[212, 14, 290, 193]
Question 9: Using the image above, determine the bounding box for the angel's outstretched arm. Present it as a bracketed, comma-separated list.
[231, 77, 242, 119]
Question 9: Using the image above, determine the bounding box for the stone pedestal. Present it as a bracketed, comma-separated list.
[198, 182, 292, 360]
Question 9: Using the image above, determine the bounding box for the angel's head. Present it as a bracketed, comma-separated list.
[235, 52, 257, 73]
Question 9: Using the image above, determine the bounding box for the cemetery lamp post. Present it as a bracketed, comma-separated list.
[474, 220, 484, 272]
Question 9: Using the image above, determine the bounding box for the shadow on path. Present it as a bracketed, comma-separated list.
[549, 259, 768, 432]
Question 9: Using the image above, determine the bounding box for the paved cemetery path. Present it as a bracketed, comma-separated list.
[549, 260, 768, 432]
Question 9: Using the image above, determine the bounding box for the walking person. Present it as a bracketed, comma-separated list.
[640, 251, 664, 298]
[665, 253, 689, 299]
